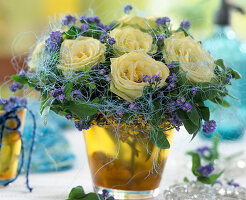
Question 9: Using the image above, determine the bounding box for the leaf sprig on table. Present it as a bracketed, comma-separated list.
[67, 186, 114, 200]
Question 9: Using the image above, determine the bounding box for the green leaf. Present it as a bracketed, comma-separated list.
[209, 170, 224, 184]
[187, 105, 200, 126]
[149, 128, 170, 149]
[63, 26, 81, 39]
[184, 177, 189, 183]
[227, 68, 242, 79]
[41, 106, 50, 126]
[210, 97, 230, 107]
[79, 193, 103, 200]
[68, 102, 98, 118]
[68, 186, 85, 199]
[187, 152, 201, 176]
[11, 75, 28, 84]
[64, 82, 73, 100]
[199, 106, 210, 121]
[177, 109, 200, 135]
[215, 59, 227, 70]
[40, 91, 51, 114]
[123, 113, 133, 124]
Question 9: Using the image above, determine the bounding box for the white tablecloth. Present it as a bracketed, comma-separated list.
[1, 128, 246, 200]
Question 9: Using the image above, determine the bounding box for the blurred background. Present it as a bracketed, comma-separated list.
[0, 0, 246, 81]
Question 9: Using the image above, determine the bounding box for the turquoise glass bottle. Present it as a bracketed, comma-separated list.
[202, 0, 246, 140]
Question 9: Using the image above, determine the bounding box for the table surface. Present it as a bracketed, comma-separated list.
[1, 128, 246, 200]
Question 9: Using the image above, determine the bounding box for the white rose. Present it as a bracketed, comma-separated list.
[57, 36, 106, 72]
[110, 51, 170, 102]
[163, 32, 215, 83]
[109, 26, 155, 55]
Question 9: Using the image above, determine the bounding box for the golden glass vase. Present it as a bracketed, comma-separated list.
[84, 124, 174, 199]
[0, 109, 26, 186]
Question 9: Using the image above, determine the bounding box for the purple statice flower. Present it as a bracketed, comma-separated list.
[46, 31, 62, 52]
[9, 82, 21, 93]
[75, 119, 91, 131]
[92, 64, 100, 70]
[227, 181, 240, 187]
[176, 97, 186, 106]
[168, 73, 177, 82]
[81, 24, 90, 32]
[191, 87, 199, 95]
[51, 88, 64, 98]
[65, 115, 72, 120]
[197, 164, 214, 177]
[62, 14, 76, 26]
[156, 34, 164, 41]
[225, 74, 232, 82]
[155, 17, 171, 26]
[57, 94, 66, 103]
[108, 38, 116, 45]
[142, 75, 151, 83]
[170, 112, 183, 131]
[196, 146, 211, 157]
[166, 82, 176, 90]
[180, 20, 191, 29]
[79, 15, 87, 23]
[203, 120, 216, 135]
[116, 108, 125, 116]
[87, 16, 100, 24]
[151, 74, 162, 82]
[99, 69, 106, 75]
[129, 103, 138, 110]
[182, 102, 192, 112]
[100, 33, 110, 43]
[167, 64, 177, 69]
[124, 4, 133, 14]
[97, 23, 111, 31]
[71, 90, 82, 99]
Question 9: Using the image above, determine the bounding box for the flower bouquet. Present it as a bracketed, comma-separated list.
[11, 5, 241, 199]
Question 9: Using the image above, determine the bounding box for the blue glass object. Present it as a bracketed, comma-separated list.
[22, 100, 75, 172]
[202, 25, 246, 140]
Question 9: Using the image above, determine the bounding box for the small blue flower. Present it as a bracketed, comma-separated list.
[105, 75, 111, 81]
[46, 31, 62, 51]
[176, 97, 186, 106]
[196, 146, 210, 157]
[100, 33, 110, 42]
[108, 38, 116, 45]
[155, 17, 170, 26]
[129, 103, 138, 110]
[169, 112, 183, 131]
[197, 164, 214, 177]
[180, 20, 191, 29]
[81, 24, 90, 32]
[79, 15, 86, 23]
[167, 82, 176, 90]
[75, 119, 91, 131]
[9, 82, 21, 93]
[167, 64, 177, 69]
[62, 14, 76, 26]
[151, 74, 162, 82]
[51, 88, 64, 98]
[156, 34, 164, 41]
[116, 108, 125, 116]
[225, 74, 232, 82]
[57, 94, 66, 103]
[227, 181, 240, 187]
[168, 73, 177, 82]
[191, 87, 199, 95]
[182, 102, 192, 112]
[142, 75, 151, 82]
[71, 90, 82, 99]
[87, 16, 100, 24]
[65, 115, 72, 120]
[124, 4, 133, 14]
[203, 120, 216, 135]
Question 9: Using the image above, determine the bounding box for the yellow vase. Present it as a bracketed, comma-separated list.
[0, 109, 26, 186]
[84, 124, 174, 199]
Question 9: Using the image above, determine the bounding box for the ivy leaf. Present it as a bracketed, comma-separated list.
[177, 109, 200, 135]
[149, 128, 170, 149]
[64, 82, 73, 100]
[187, 105, 200, 127]
[199, 106, 210, 121]
[68, 186, 85, 199]
[11, 75, 28, 84]
[63, 26, 81, 39]
[68, 102, 98, 118]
